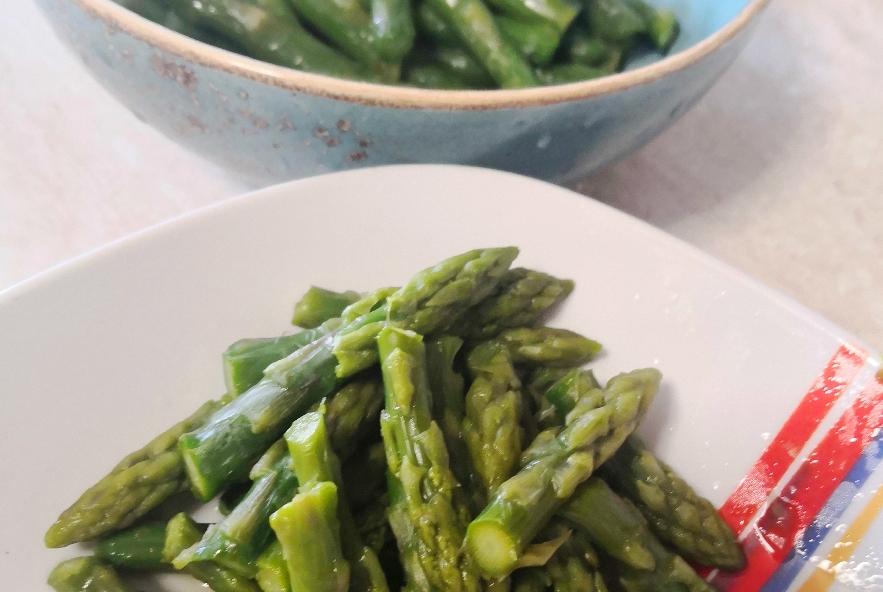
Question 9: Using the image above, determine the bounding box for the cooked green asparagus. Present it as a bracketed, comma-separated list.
[378, 326, 481, 592]
[598, 435, 746, 571]
[47, 557, 132, 592]
[178, 247, 518, 501]
[45, 399, 223, 547]
[465, 368, 661, 578]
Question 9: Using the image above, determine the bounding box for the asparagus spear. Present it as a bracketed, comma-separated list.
[462, 341, 523, 499]
[45, 399, 223, 547]
[557, 477, 655, 570]
[525, 366, 575, 429]
[423, 0, 539, 88]
[179, 247, 518, 501]
[165, 0, 378, 80]
[415, 1, 462, 46]
[223, 322, 338, 397]
[286, 0, 414, 75]
[271, 483, 350, 592]
[586, 0, 647, 45]
[174, 378, 385, 575]
[559, 479, 714, 592]
[425, 335, 485, 511]
[620, 0, 679, 50]
[174, 440, 299, 577]
[287, 408, 390, 592]
[483, 0, 578, 38]
[543, 368, 602, 419]
[448, 268, 574, 341]
[255, 540, 291, 592]
[292, 287, 362, 329]
[545, 530, 608, 592]
[465, 368, 661, 578]
[563, 27, 618, 68]
[47, 557, 132, 592]
[496, 17, 562, 66]
[494, 327, 601, 368]
[164, 512, 262, 592]
[378, 326, 481, 592]
[322, 376, 386, 461]
[539, 369, 742, 571]
[598, 435, 746, 571]
[94, 521, 168, 570]
[403, 44, 495, 89]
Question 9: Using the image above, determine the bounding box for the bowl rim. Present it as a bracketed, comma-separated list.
[65, 0, 770, 109]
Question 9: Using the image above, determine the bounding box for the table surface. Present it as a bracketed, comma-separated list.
[2, 0, 881, 351]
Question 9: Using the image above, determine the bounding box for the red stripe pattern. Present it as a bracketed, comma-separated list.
[718, 344, 868, 534]
[718, 373, 883, 592]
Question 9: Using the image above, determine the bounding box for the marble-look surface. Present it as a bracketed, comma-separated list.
[2, 0, 881, 350]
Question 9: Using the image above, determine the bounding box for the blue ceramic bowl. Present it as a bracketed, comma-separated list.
[37, 0, 768, 184]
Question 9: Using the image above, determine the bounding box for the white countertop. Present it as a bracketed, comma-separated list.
[2, 0, 881, 350]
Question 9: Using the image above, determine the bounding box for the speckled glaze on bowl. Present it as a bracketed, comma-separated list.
[37, 0, 768, 184]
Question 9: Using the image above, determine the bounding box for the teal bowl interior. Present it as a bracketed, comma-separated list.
[36, 0, 766, 184]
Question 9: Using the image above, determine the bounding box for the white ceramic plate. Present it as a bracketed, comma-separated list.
[1, 165, 880, 592]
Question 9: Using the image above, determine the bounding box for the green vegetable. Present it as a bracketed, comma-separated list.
[292, 287, 362, 329]
[496, 16, 562, 66]
[545, 530, 608, 592]
[543, 368, 602, 419]
[255, 540, 291, 592]
[425, 335, 486, 513]
[178, 248, 517, 501]
[48, 557, 132, 592]
[524, 366, 575, 429]
[322, 376, 386, 460]
[598, 435, 746, 571]
[45, 399, 223, 547]
[486, 0, 579, 35]
[560, 479, 714, 592]
[494, 327, 601, 367]
[463, 341, 523, 498]
[174, 377, 384, 575]
[378, 326, 481, 592]
[161, 0, 378, 81]
[448, 268, 574, 341]
[223, 323, 337, 397]
[621, 0, 679, 50]
[285, 407, 389, 592]
[465, 368, 661, 578]
[564, 29, 624, 74]
[558, 477, 655, 570]
[415, 2, 462, 46]
[95, 521, 168, 570]
[270, 483, 350, 592]
[424, 0, 539, 88]
[163, 512, 261, 592]
[586, 0, 647, 45]
[285, 0, 412, 78]
[173, 440, 299, 577]
[46, 245, 734, 592]
[116, 0, 678, 89]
